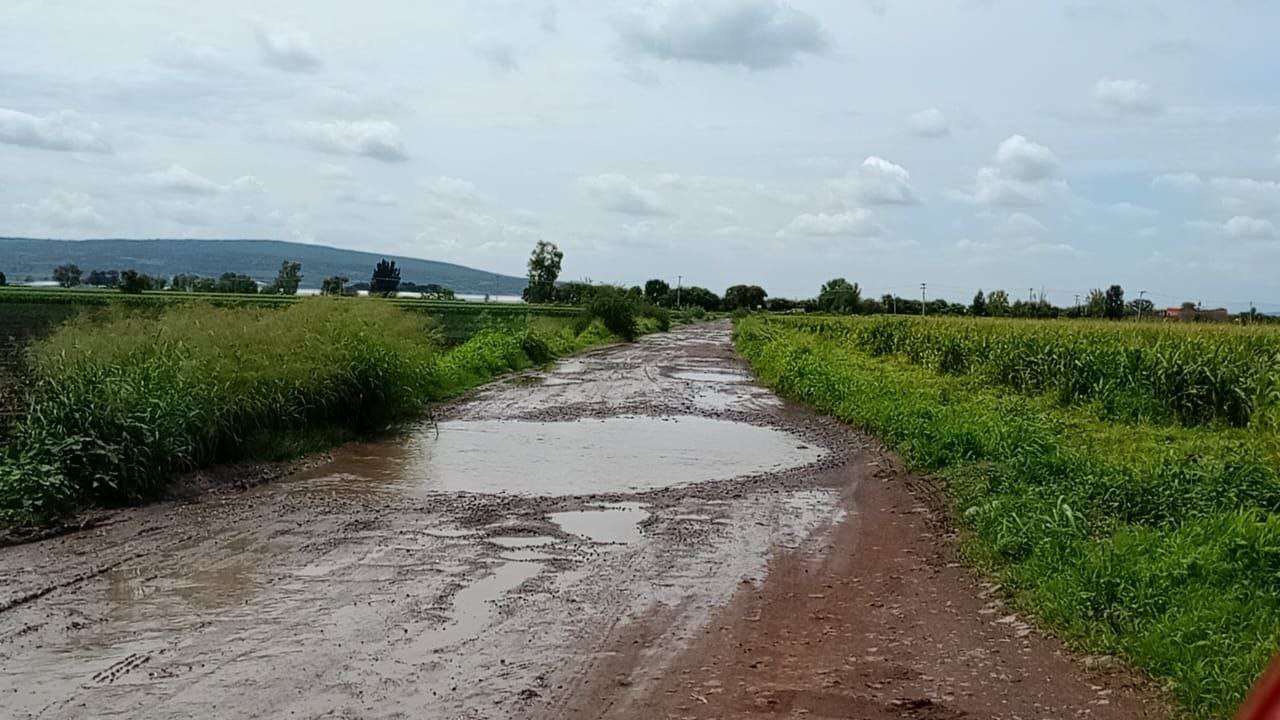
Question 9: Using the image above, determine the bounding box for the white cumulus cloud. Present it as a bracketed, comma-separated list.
[778, 209, 883, 238]
[615, 0, 828, 70]
[954, 135, 1063, 207]
[577, 174, 670, 216]
[906, 107, 949, 138]
[137, 164, 226, 195]
[994, 135, 1058, 182]
[256, 24, 322, 72]
[828, 156, 920, 206]
[18, 190, 108, 231]
[293, 120, 408, 162]
[0, 108, 111, 153]
[1222, 215, 1277, 240]
[1094, 78, 1163, 116]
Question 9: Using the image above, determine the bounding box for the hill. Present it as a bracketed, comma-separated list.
[0, 238, 527, 295]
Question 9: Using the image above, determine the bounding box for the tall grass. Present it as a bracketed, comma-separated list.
[0, 299, 615, 526]
[787, 316, 1280, 428]
[735, 315, 1280, 718]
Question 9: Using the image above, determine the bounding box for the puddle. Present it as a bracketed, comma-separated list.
[550, 503, 650, 544]
[673, 370, 747, 383]
[498, 549, 556, 562]
[409, 561, 542, 654]
[297, 415, 824, 497]
[425, 528, 480, 539]
[488, 536, 556, 549]
[672, 514, 713, 522]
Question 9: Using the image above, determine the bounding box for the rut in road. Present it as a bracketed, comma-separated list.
[0, 322, 1166, 719]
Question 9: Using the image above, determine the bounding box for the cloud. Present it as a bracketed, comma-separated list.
[615, 0, 828, 70]
[1223, 215, 1278, 240]
[1154, 172, 1280, 217]
[996, 211, 1047, 237]
[1153, 171, 1203, 191]
[778, 209, 883, 238]
[319, 163, 354, 181]
[137, 164, 226, 195]
[0, 108, 111, 153]
[472, 36, 519, 72]
[1094, 78, 1163, 116]
[577, 173, 670, 216]
[335, 188, 398, 206]
[906, 107, 949, 138]
[426, 176, 484, 205]
[293, 120, 408, 162]
[255, 24, 322, 72]
[157, 33, 229, 73]
[540, 4, 559, 33]
[953, 135, 1063, 207]
[18, 190, 108, 230]
[828, 156, 920, 206]
[994, 135, 1057, 182]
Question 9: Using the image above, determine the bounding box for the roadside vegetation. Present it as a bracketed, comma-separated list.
[0, 297, 660, 528]
[735, 314, 1280, 718]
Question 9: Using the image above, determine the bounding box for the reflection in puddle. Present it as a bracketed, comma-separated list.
[488, 536, 555, 549]
[293, 416, 824, 498]
[673, 370, 747, 383]
[550, 503, 649, 544]
[408, 561, 542, 654]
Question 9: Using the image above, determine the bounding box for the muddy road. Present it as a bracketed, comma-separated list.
[0, 322, 1166, 719]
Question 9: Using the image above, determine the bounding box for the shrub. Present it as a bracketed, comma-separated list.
[587, 290, 640, 341]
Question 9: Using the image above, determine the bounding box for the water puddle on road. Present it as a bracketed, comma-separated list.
[294, 415, 824, 497]
[672, 370, 748, 383]
[550, 503, 650, 544]
[406, 561, 543, 655]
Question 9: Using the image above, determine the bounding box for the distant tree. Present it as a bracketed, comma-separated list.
[1084, 289, 1107, 318]
[170, 273, 204, 292]
[53, 264, 82, 288]
[1127, 298, 1155, 319]
[680, 286, 720, 312]
[817, 278, 861, 314]
[524, 240, 563, 303]
[420, 283, 456, 300]
[86, 269, 120, 287]
[0, 271, 6, 286]
[320, 275, 349, 296]
[267, 260, 302, 295]
[971, 290, 987, 317]
[724, 284, 767, 311]
[370, 259, 402, 296]
[986, 290, 1010, 317]
[1104, 284, 1125, 320]
[215, 272, 259, 294]
[644, 279, 670, 305]
[119, 269, 148, 294]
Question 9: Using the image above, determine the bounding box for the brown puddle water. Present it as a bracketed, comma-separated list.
[292, 415, 824, 497]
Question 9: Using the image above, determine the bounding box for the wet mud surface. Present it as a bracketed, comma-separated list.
[0, 322, 1168, 719]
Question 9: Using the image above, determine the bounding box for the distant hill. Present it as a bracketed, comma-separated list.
[0, 238, 526, 295]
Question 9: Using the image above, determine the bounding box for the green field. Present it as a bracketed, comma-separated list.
[734, 314, 1280, 718]
[0, 295, 660, 528]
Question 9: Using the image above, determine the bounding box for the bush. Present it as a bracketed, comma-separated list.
[587, 290, 640, 341]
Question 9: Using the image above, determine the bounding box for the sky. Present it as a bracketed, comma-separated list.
[2, 1, 1279, 310]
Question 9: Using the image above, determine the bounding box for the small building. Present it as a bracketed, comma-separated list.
[1161, 306, 1230, 323]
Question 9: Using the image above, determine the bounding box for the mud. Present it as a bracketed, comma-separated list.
[0, 322, 1170, 719]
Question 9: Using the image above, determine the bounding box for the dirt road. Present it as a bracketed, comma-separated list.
[0, 322, 1167, 719]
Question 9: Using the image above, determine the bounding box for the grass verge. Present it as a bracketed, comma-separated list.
[734, 315, 1280, 718]
[0, 299, 621, 527]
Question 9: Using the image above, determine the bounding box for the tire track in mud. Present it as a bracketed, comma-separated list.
[0, 322, 1168, 719]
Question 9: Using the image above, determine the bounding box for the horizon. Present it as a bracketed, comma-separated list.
[3, 3, 1279, 311]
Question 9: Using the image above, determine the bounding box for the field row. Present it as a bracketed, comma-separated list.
[734, 315, 1280, 718]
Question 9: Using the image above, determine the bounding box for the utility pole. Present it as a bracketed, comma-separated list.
[676, 275, 682, 309]
[1137, 289, 1147, 322]
[920, 282, 927, 317]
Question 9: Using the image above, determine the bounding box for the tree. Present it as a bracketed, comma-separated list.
[644, 279, 670, 305]
[53, 264, 82, 288]
[370, 259, 401, 296]
[723, 284, 767, 311]
[119, 269, 148, 294]
[986, 290, 1010, 317]
[680, 286, 720, 312]
[1085, 289, 1108, 318]
[215, 272, 259, 294]
[1104, 284, 1125, 320]
[817, 278, 861, 314]
[971, 290, 987, 317]
[524, 240, 563, 303]
[321, 275, 349, 296]
[86, 269, 120, 287]
[1127, 298, 1155, 319]
[0, 271, 6, 286]
[267, 260, 302, 295]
